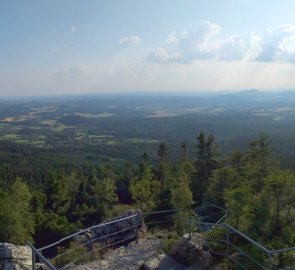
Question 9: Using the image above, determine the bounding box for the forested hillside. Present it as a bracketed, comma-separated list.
[1, 93, 295, 269]
[1, 130, 295, 262]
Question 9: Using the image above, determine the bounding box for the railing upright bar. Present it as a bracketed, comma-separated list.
[26, 241, 57, 270]
[32, 249, 35, 270]
[268, 253, 272, 270]
[226, 228, 230, 270]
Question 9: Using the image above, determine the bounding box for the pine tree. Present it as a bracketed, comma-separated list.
[171, 166, 193, 235]
[192, 132, 220, 204]
[243, 134, 277, 191]
[130, 154, 160, 211]
[155, 142, 169, 189]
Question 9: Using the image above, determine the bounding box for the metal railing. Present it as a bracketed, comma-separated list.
[191, 219, 295, 270]
[27, 213, 141, 270]
[26, 207, 295, 270]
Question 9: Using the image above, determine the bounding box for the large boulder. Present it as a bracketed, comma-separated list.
[168, 233, 213, 268]
[0, 243, 32, 270]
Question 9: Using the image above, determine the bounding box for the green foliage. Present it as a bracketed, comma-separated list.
[93, 177, 118, 220]
[204, 226, 227, 256]
[242, 134, 278, 192]
[161, 233, 179, 253]
[0, 178, 35, 244]
[1, 121, 295, 267]
[192, 132, 220, 203]
[257, 170, 295, 244]
[171, 166, 193, 235]
[129, 159, 160, 211]
[224, 184, 253, 231]
[207, 167, 237, 206]
[129, 153, 160, 211]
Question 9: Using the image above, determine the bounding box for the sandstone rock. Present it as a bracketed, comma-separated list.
[168, 233, 213, 268]
[0, 243, 32, 270]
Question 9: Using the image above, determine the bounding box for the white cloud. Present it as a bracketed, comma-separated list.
[148, 47, 181, 63]
[149, 20, 221, 63]
[165, 30, 179, 44]
[119, 36, 141, 45]
[255, 25, 295, 62]
[148, 22, 295, 64]
[70, 25, 77, 32]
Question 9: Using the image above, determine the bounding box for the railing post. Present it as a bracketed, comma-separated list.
[226, 227, 230, 270]
[189, 218, 192, 240]
[268, 253, 272, 270]
[135, 214, 139, 242]
[91, 227, 94, 261]
[32, 249, 35, 270]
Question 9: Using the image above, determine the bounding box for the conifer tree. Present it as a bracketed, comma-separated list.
[192, 132, 220, 204]
[171, 166, 193, 235]
[130, 153, 160, 211]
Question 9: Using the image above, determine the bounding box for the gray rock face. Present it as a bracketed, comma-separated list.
[70, 237, 164, 270]
[168, 233, 215, 269]
[0, 243, 32, 270]
[69, 235, 220, 270]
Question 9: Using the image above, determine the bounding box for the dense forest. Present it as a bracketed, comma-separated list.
[1, 93, 295, 269]
[1, 131, 295, 260]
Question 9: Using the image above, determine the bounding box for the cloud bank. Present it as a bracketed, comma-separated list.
[148, 21, 295, 64]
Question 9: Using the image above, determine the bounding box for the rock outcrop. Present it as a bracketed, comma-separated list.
[70, 233, 222, 270]
[168, 233, 219, 269]
[70, 237, 166, 270]
[0, 213, 222, 270]
[0, 243, 32, 270]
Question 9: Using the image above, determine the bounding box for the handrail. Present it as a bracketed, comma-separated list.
[269, 245, 295, 255]
[51, 224, 138, 262]
[26, 208, 295, 270]
[195, 204, 228, 224]
[228, 241, 268, 270]
[28, 213, 141, 270]
[195, 220, 295, 269]
[38, 213, 138, 251]
[221, 223, 270, 254]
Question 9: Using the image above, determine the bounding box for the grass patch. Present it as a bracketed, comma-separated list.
[52, 123, 72, 132]
[273, 116, 283, 121]
[40, 119, 57, 126]
[88, 135, 114, 139]
[54, 241, 101, 268]
[28, 126, 45, 130]
[127, 138, 161, 144]
[106, 140, 117, 145]
[74, 112, 115, 118]
[147, 110, 181, 118]
[161, 232, 179, 254]
[1, 133, 19, 140]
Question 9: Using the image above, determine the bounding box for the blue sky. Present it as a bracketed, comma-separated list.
[1, 0, 295, 96]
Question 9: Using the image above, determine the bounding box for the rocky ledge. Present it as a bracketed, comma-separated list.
[70, 233, 221, 270]
[0, 233, 222, 270]
[0, 243, 32, 270]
